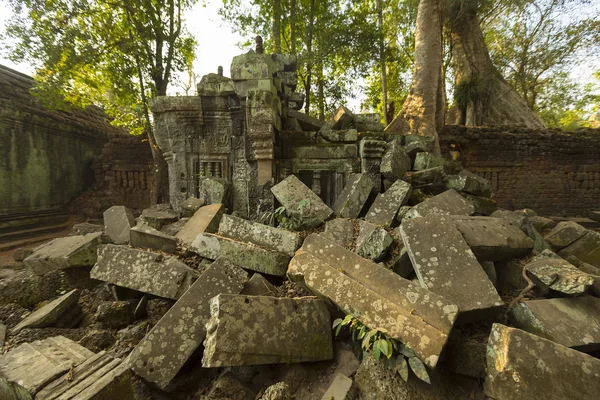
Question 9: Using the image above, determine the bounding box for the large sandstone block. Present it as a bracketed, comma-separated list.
[558, 229, 600, 268]
[11, 289, 80, 335]
[301, 234, 458, 333]
[176, 203, 224, 246]
[525, 250, 594, 295]
[452, 216, 534, 261]
[380, 142, 411, 181]
[130, 224, 177, 253]
[271, 174, 333, 229]
[103, 205, 135, 244]
[0, 336, 94, 399]
[191, 233, 290, 276]
[404, 190, 474, 220]
[365, 179, 411, 227]
[90, 245, 196, 300]
[544, 221, 588, 250]
[484, 324, 600, 400]
[355, 221, 392, 261]
[446, 169, 492, 197]
[129, 258, 248, 389]
[24, 232, 103, 275]
[218, 214, 302, 257]
[400, 215, 503, 319]
[36, 352, 132, 400]
[332, 173, 375, 218]
[322, 218, 355, 248]
[202, 294, 333, 367]
[288, 252, 450, 368]
[509, 296, 600, 351]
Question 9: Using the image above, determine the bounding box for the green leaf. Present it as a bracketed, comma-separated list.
[358, 326, 366, 339]
[376, 339, 389, 359]
[385, 339, 394, 358]
[335, 323, 343, 337]
[341, 314, 354, 326]
[372, 343, 381, 361]
[396, 356, 409, 382]
[400, 346, 416, 358]
[332, 318, 343, 329]
[408, 357, 431, 384]
[362, 329, 377, 350]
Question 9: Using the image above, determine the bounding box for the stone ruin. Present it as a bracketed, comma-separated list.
[151, 37, 387, 219]
[2, 43, 600, 400]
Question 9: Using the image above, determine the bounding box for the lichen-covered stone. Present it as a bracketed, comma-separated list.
[322, 218, 356, 248]
[200, 177, 232, 206]
[90, 245, 196, 300]
[289, 254, 447, 368]
[23, 232, 103, 275]
[241, 273, 279, 296]
[301, 234, 457, 334]
[490, 209, 526, 229]
[544, 221, 588, 250]
[446, 169, 492, 197]
[452, 216, 534, 261]
[271, 174, 333, 230]
[408, 166, 445, 187]
[103, 205, 135, 244]
[332, 173, 375, 218]
[218, 214, 302, 257]
[463, 194, 498, 216]
[202, 294, 333, 367]
[525, 250, 594, 295]
[484, 323, 600, 400]
[176, 203, 224, 246]
[191, 233, 290, 276]
[380, 143, 411, 181]
[400, 215, 503, 319]
[139, 204, 180, 229]
[0, 336, 94, 398]
[319, 128, 358, 143]
[404, 189, 474, 220]
[365, 179, 411, 227]
[11, 289, 80, 335]
[130, 258, 247, 389]
[330, 105, 354, 130]
[0, 270, 63, 308]
[413, 152, 445, 171]
[509, 296, 600, 351]
[181, 197, 204, 217]
[558, 229, 600, 268]
[36, 352, 133, 400]
[355, 221, 392, 262]
[130, 224, 177, 254]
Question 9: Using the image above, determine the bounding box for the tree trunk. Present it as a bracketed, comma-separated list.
[290, 0, 297, 54]
[317, 61, 325, 121]
[377, 0, 389, 125]
[386, 0, 445, 155]
[450, 4, 545, 128]
[272, 0, 281, 53]
[304, 0, 315, 115]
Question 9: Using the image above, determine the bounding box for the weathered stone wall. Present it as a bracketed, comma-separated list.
[440, 126, 600, 216]
[0, 65, 114, 219]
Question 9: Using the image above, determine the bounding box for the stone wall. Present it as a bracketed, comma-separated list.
[0, 64, 116, 222]
[440, 126, 600, 216]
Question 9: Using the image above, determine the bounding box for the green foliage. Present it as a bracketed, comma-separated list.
[277, 199, 309, 231]
[2, 0, 197, 134]
[332, 315, 431, 384]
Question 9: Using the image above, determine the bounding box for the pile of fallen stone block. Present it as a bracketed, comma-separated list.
[2, 133, 600, 400]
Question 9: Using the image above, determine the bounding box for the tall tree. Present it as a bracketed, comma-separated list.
[448, 0, 545, 127]
[3, 0, 196, 203]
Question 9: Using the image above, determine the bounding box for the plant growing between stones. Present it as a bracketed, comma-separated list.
[262, 199, 311, 231]
[332, 315, 431, 384]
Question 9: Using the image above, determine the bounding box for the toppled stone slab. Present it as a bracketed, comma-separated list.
[409, 166, 445, 187]
[484, 323, 600, 400]
[525, 250, 594, 295]
[332, 173, 374, 218]
[404, 189, 474, 220]
[365, 179, 411, 227]
[180, 197, 204, 217]
[36, 351, 133, 400]
[463, 194, 498, 216]
[288, 109, 324, 130]
[130, 224, 177, 253]
[70, 223, 104, 236]
[544, 221, 589, 250]
[452, 216, 534, 261]
[413, 152, 445, 171]
[103, 206, 135, 244]
[271, 174, 333, 229]
[331, 105, 354, 130]
[322, 218, 355, 248]
[490, 209, 526, 229]
[129, 258, 247, 389]
[192, 233, 290, 276]
[558, 229, 600, 268]
[200, 177, 232, 206]
[301, 234, 457, 333]
[218, 214, 302, 257]
[446, 170, 492, 197]
[140, 204, 180, 229]
[321, 373, 356, 400]
[202, 294, 333, 367]
[24, 232, 103, 275]
[320, 128, 358, 143]
[0, 336, 94, 398]
[241, 273, 279, 296]
[509, 296, 600, 351]
[380, 142, 411, 181]
[11, 289, 80, 335]
[590, 211, 600, 222]
[355, 221, 392, 262]
[176, 203, 224, 246]
[288, 251, 451, 367]
[400, 215, 503, 319]
[91, 244, 196, 300]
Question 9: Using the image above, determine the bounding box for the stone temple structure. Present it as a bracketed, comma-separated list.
[151, 37, 386, 219]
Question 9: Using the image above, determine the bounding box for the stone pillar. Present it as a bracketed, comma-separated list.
[359, 138, 386, 193]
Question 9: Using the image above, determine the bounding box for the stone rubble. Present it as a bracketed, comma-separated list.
[103, 205, 136, 245]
